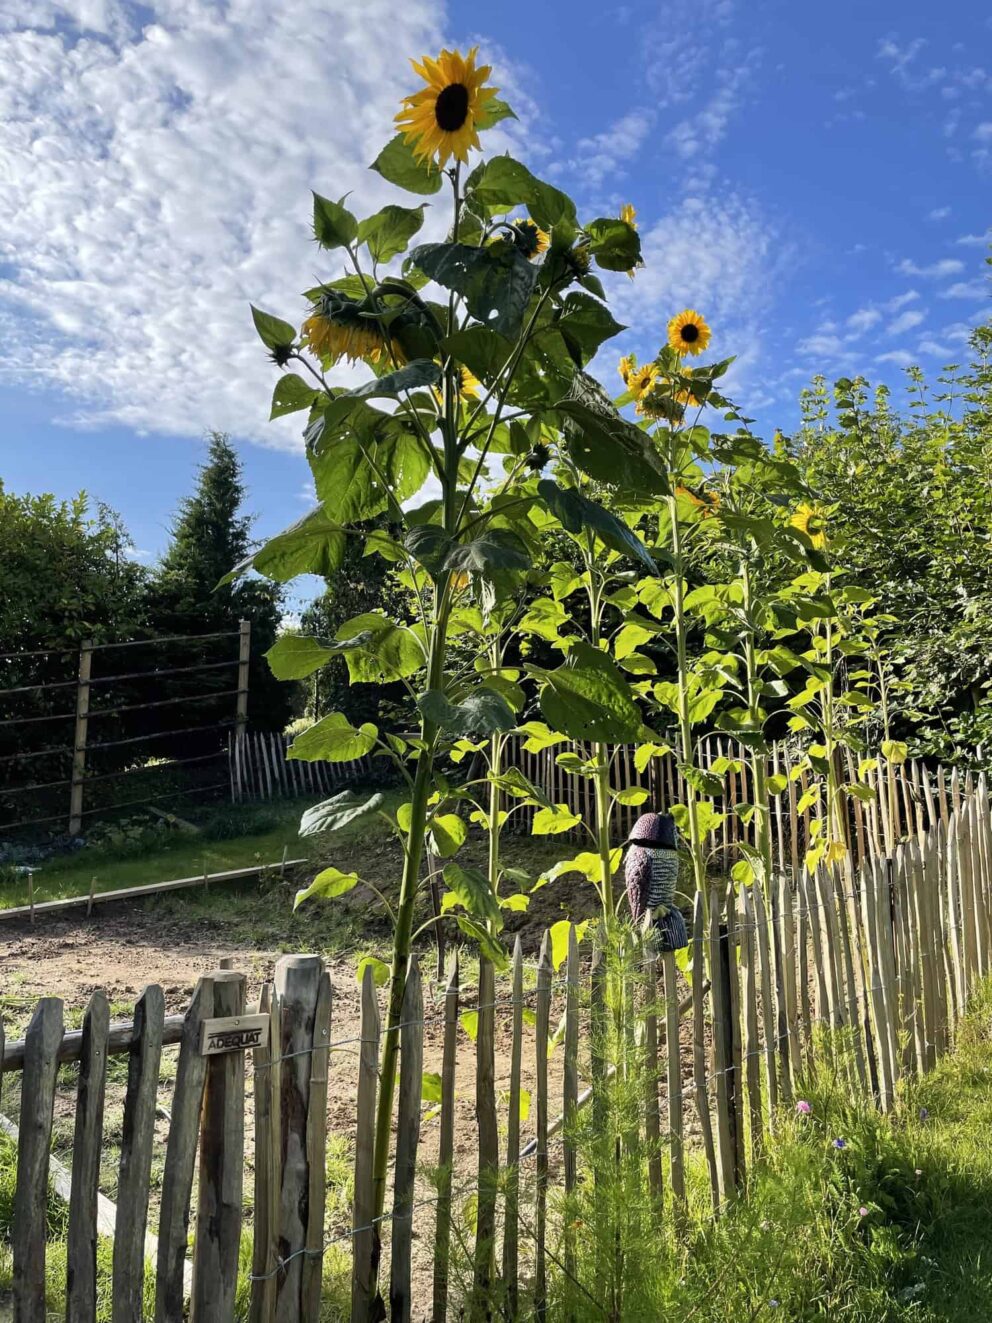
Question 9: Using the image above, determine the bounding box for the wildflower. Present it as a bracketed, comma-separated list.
[915, 1168, 922, 1177]
[512, 218, 550, 260]
[789, 503, 827, 549]
[858, 1206, 869, 1217]
[796, 1100, 812, 1115]
[667, 308, 711, 357]
[919, 1107, 929, 1121]
[450, 570, 470, 592]
[833, 1138, 846, 1150]
[396, 47, 498, 168]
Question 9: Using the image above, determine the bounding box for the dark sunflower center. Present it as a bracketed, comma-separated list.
[680, 323, 700, 343]
[435, 83, 470, 132]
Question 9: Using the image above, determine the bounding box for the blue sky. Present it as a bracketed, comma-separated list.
[0, 0, 989, 588]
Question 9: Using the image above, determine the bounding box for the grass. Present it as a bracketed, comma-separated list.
[542, 982, 992, 1321]
[0, 800, 318, 909]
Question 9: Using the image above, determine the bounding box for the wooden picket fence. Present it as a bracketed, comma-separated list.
[1, 784, 990, 1320]
[229, 728, 375, 802]
[503, 732, 973, 874]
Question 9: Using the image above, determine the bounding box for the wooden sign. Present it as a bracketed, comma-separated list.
[199, 1013, 270, 1056]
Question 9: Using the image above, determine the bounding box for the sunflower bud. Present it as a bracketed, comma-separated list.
[267, 343, 295, 368]
[526, 442, 551, 471]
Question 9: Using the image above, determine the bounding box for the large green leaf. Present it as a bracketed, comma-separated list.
[464, 155, 577, 230]
[299, 790, 386, 836]
[537, 479, 657, 574]
[270, 374, 320, 420]
[312, 193, 358, 249]
[265, 632, 371, 680]
[371, 133, 443, 195]
[552, 293, 625, 364]
[408, 241, 537, 339]
[428, 813, 468, 858]
[417, 687, 517, 735]
[250, 305, 296, 350]
[336, 613, 426, 683]
[535, 641, 643, 742]
[444, 529, 531, 576]
[307, 414, 430, 523]
[440, 326, 513, 383]
[556, 393, 669, 495]
[343, 359, 441, 401]
[357, 204, 425, 262]
[294, 866, 361, 908]
[442, 861, 503, 930]
[288, 712, 378, 762]
[403, 524, 452, 577]
[584, 217, 641, 272]
[223, 505, 346, 584]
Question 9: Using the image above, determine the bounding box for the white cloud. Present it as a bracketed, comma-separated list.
[957, 232, 991, 246]
[974, 122, 992, 140]
[569, 110, 655, 188]
[887, 308, 925, 335]
[927, 206, 951, 220]
[896, 258, 965, 278]
[885, 290, 920, 311]
[939, 279, 988, 299]
[846, 307, 882, 334]
[666, 55, 759, 159]
[0, 1, 469, 448]
[875, 350, 915, 367]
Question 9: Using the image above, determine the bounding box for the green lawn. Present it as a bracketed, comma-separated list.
[0, 800, 317, 909]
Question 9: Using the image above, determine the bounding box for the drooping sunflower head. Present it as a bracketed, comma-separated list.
[667, 308, 712, 357]
[396, 47, 498, 168]
[565, 241, 592, 281]
[790, 503, 828, 549]
[302, 291, 396, 366]
[512, 218, 550, 260]
[620, 203, 637, 230]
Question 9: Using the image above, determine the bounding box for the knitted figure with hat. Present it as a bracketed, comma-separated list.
[624, 811, 688, 950]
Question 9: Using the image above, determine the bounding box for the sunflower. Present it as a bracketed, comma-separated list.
[672, 367, 702, 408]
[433, 364, 481, 405]
[676, 485, 720, 517]
[790, 503, 827, 548]
[301, 296, 402, 365]
[513, 218, 550, 260]
[667, 309, 711, 357]
[396, 48, 498, 168]
[628, 362, 659, 402]
[617, 354, 636, 389]
[620, 203, 637, 230]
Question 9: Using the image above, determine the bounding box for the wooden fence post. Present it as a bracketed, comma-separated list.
[352, 965, 380, 1323]
[191, 971, 246, 1323]
[472, 957, 499, 1318]
[391, 960, 423, 1323]
[273, 954, 327, 1323]
[236, 618, 251, 733]
[433, 954, 459, 1323]
[68, 638, 93, 836]
[67, 990, 110, 1323]
[534, 931, 552, 1321]
[12, 997, 63, 1323]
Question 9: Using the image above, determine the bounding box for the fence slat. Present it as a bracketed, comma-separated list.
[67, 990, 110, 1323]
[642, 929, 663, 1213]
[563, 922, 580, 1288]
[740, 890, 763, 1157]
[13, 997, 63, 1323]
[661, 948, 686, 1207]
[113, 985, 166, 1323]
[534, 930, 552, 1320]
[432, 953, 459, 1323]
[249, 982, 278, 1323]
[191, 971, 246, 1322]
[352, 964, 380, 1323]
[471, 955, 499, 1319]
[692, 894, 719, 1213]
[390, 960, 423, 1323]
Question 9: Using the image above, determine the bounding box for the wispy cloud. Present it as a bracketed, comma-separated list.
[927, 206, 951, 220]
[887, 308, 926, 335]
[957, 232, 991, 246]
[0, 1, 455, 448]
[939, 279, 988, 299]
[568, 110, 655, 188]
[896, 258, 965, 278]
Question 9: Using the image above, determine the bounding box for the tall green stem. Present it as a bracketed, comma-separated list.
[742, 560, 773, 896]
[669, 496, 707, 904]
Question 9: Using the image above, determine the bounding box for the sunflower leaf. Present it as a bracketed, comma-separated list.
[312, 193, 358, 249]
[220, 505, 346, 584]
[265, 632, 372, 680]
[533, 641, 644, 743]
[417, 687, 517, 736]
[584, 217, 642, 272]
[299, 790, 386, 836]
[464, 156, 577, 230]
[357, 204, 426, 263]
[476, 97, 517, 130]
[537, 479, 658, 574]
[371, 133, 443, 196]
[408, 241, 537, 339]
[288, 712, 378, 763]
[335, 613, 426, 684]
[270, 374, 320, 420]
[250, 305, 296, 350]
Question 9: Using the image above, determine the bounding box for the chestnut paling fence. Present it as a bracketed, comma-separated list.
[1, 784, 991, 1321]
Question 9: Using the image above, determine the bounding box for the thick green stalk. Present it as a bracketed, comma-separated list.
[585, 549, 616, 920]
[742, 561, 773, 897]
[669, 497, 707, 904]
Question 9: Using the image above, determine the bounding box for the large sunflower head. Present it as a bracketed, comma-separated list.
[512, 218, 550, 260]
[396, 47, 498, 168]
[301, 290, 400, 366]
[667, 309, 712, 357]
[790, 503, 828, 549]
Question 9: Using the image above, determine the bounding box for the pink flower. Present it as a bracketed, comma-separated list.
[796, 1100, 812, 1115]
[858, 1206, 868, 1217]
